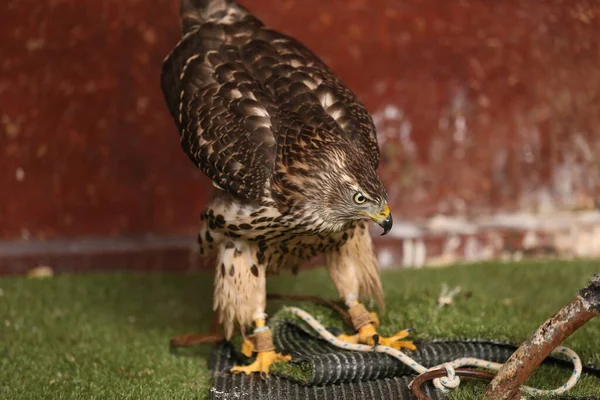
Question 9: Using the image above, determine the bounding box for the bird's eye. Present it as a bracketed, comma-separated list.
[353, 192, 367, 204]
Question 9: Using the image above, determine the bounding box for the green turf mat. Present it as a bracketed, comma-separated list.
[0, 260, 599, 399]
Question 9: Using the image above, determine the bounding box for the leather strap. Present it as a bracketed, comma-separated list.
[248, 328, 275, 353]
[348, 303, 375, 330]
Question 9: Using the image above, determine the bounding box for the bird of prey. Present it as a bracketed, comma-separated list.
[161, 0, 414, 374]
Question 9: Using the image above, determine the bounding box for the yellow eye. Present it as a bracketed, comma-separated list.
[353, 192, 367, 204]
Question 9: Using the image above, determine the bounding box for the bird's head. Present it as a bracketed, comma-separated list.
[322, 161, 392, 236]
[287, 146, 392, 235]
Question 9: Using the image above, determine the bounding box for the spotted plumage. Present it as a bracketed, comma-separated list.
[161, 0, 395, 343]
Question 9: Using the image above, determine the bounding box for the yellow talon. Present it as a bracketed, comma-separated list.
[241, 338, 255, 357]
[232, 318, 292, 376]
[230, 350, 292, 376]
[338, 306, 416, 351]
[338, 323, 416, 351]
[376, 331, 416, 351]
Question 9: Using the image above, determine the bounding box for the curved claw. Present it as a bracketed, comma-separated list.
[377, 331, 417, 351]
[367, 328, 416, 350]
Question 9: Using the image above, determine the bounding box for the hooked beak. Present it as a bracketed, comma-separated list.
[372, 204, 393, 236]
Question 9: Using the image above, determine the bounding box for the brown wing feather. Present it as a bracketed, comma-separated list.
[162, 18, 276, 199]
[161, 2, 380, 201]
[256, 29, 381, 167]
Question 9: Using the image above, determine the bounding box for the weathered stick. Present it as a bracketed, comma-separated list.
[483, 274, 600, 400]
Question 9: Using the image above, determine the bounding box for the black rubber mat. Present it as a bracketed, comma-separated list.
[272, 321, 519, 386]
[210, 341, 443, 400]
[208, 320, 519, 400]
[208, 319, 600, 400]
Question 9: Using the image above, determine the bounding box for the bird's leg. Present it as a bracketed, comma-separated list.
[337, 301, 416, 351]
[230, 318, 292, 376]
[326, 224, 415, 350]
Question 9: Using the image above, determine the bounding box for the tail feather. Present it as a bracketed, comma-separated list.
[180, 0, 246, 33]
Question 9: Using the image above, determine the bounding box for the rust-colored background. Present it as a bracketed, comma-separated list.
[1, 0, 599, 243]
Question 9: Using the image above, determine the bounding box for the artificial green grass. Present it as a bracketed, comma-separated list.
[0, 260, 599, 399]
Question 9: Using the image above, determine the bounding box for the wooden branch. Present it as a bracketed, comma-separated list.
[483, 274, 600, 400]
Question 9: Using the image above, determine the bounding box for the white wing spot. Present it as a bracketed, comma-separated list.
[230, 160, 242, 173]
[319, 90, 336, 109]
[180, 54, 201, 81]
[213, 181, 225, 190]
[255, 118, 271, 128]
[250, 106, 270, 118]
[204, 50, 220, 67]
[302, 78, 318, 90]
[178, 54, 201, 124]
[218, 8, 241, 24]
[328, 106, 344, 120]
[198, 132, 207, 145]
[178, 90, 185, 124]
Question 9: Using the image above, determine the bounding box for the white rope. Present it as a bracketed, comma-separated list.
[285, 307, 582, 398]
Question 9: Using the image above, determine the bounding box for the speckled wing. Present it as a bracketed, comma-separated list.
[161, 2, 380, 200]
[162, 15, 277, 200]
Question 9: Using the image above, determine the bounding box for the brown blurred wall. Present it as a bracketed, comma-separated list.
[1, 0, 599, 243]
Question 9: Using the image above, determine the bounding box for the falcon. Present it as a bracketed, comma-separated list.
[161, 0, 414, 374]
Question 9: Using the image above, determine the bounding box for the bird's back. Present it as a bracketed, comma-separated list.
[161, 0, 380, 202]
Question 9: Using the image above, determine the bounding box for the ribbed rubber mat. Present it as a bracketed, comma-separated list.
[210, 340, 444, 400]
[272, 321, 517, 386]
[208, 320, 519, 400]
[208, 319, 599, 400]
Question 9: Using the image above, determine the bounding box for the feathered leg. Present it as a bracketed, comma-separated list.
[326, 222, 415, 351]
[212, 237, 291, 375]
